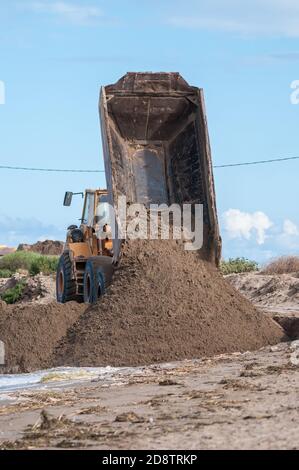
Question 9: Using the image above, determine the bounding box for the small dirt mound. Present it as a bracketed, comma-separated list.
[51, 240, 284, 368]
[0, 301, 85, 372]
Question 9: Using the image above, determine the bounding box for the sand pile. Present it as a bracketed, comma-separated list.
[0, 240, 286, 372]
[51, 240, 285, 368]
[0, 301, 85, 372]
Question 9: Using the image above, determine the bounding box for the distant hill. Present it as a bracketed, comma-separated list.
[0, 245, 16, 257]
[17, 240, 64, 256]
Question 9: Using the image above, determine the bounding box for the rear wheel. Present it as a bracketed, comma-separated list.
[56, 252, 77, 303]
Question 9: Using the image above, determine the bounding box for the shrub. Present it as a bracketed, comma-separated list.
[29, 255, 58, 275]
[0, 251, 58, 275]
[1, 280, 26, 304]
[0, 268, 13, 278]
[261, 256, 299, 275]
[220, 257, 259, 275]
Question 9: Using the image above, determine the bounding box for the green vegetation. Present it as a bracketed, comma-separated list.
[29, 255, 59, 276]
[0, 268, 13, 278]
[220, 257, 259, 275]
[1, 280, 26, 304]
[0, 251, 58, 276]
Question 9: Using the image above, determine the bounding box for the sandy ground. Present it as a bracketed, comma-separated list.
[226, 271, 299, 341]
[226, 271, 299, 315]
[1, 270, 299, 449]
[0, 340, 299, 450]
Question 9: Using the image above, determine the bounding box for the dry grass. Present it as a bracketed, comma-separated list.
[261, 256, 299, 275]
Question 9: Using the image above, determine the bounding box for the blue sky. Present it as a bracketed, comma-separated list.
[0, 0, 299, 263]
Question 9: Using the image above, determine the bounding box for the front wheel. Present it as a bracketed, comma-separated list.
[83, 261, 104, 304]
[56, 252, 77, 303]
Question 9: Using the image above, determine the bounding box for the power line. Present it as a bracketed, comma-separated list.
[0, 155, 299, 173]
[214, 155, 299, 168]
[0, 165, 104, 173]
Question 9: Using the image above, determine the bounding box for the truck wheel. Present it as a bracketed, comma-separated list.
[56, 252, 77, 303]
[83, 261, 104, 304]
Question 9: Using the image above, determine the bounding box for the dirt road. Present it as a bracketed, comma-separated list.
[1, 340, 299, 450]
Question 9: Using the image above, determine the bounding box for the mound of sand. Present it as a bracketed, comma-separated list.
[51, 240, 285, 368]
[0, 301, 85, 372]
[0, 241, 286, 372]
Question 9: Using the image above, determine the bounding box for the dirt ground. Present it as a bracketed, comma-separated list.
[1, 340, 299, 450]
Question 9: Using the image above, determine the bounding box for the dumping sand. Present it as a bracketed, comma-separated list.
[51, 240, 285, 368]
[0, 240, 285, 372]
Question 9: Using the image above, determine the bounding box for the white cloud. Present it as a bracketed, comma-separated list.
[27, 1, 103, 25]
[283, 219, 299, 236]
[222, 209, 273, 245]
[166, 0, 299, 37]
[221, 209, 299, 261]
[275, 219, 299, 250]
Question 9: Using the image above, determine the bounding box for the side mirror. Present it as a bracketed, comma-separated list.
[63, 191, 73, 206]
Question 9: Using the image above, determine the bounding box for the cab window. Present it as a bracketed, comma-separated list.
[82, 192, 95, 226]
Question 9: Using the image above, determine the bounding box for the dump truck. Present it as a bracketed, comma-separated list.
[56, 72, 221, 304]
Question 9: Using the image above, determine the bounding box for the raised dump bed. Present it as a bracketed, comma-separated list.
[100, 72, 221, 264]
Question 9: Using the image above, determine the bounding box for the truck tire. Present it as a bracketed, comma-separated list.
[56, 252, 77, 303]
[83, 260, 104, 304]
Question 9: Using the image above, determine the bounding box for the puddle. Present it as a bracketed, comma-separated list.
[0, 359, 204, 398]
[0, 366, 124, 395]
